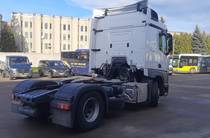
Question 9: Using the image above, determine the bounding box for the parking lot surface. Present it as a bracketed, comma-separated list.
[1, 74, 210, 138]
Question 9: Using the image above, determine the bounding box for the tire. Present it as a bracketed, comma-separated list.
[2, 72, 6, 78]
[8, 71, 16, 80]
[75, 92, 105, 131]
[190, 68, 196, 74]
[49, 71, 54, 78]
[39, 70, 44, 77]
[148, 80, 159, 107]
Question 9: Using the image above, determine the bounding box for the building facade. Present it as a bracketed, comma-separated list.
[11, 12, 91, 54]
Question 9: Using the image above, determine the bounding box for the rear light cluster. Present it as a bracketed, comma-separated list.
[53, 102, 71, 111]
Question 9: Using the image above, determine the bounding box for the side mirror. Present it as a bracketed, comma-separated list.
[30, 62, 32, 65]
[166, 33, 173, 55]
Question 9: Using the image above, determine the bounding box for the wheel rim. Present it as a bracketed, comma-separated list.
[82, 97, 100, 123]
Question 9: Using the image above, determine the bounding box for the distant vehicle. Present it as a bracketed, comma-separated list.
[172, 54, 202, 73]
[198, 56, 210, 73]
[0, 56, 32, 80]
[168, 55, 173, 75]
[0, 60, 7, 75]
[38, 60, 71, 78]
[61, 49, 89, 75]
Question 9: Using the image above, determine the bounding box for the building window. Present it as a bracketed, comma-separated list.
[68, 34, 70, 40]
[81, 26, 84, 32]
[80, 35, 83, 41]
[25, 32, 28, 38]
[85, 26, 88, 32]
[30, 22, 32, 28]
[21, 21, 23, 27]
[25, 21, 28, 28]
[63, 34, 66, 40]
[41, 23, 43, 29]
[30, 32, 32, 38]
[85, 35, 87, 41]
[68, 44, 70, 50]
[48, 44, 52, 49]
[30, 43, 33, 50]
[45, 33, 48, 39]
[45, 23, 48, 29]
[45, 43, 48, 49]
[50, 23, 52, 29]
[50, 33, 52, 39]
[63, 44, 66, 50]
[63, 24, 66, 30]
[68, 25, 70, 30]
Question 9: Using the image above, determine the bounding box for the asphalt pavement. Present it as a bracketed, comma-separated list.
[0, 74, 210, 138]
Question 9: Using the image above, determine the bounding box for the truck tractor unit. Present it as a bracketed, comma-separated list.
[11, 0, 173, 131]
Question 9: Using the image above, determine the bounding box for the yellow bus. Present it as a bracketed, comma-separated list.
[172, 54, 202, 73]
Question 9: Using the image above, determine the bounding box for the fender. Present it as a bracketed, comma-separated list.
[13, 80, 59, 94]
[54, 83, 109, 127]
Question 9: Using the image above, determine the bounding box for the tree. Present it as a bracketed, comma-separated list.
[202, 32, 210, 54]
[174, 33, 192, 54]
[207, 36, 210, 54]
[192, 25, 208, 54]
[0, 25, 17, 52]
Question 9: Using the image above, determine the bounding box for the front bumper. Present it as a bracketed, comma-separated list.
[53, 71, 69, 77]
[12, 71, 32, 78]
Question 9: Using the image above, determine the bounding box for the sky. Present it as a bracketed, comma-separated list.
[0, 0, 209, 33]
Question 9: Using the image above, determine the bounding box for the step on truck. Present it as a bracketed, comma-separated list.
[11, 0, 173, 131]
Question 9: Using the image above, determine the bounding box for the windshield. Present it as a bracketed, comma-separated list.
[205, 57, 210, 66]
[49, 61, 65, 68]
[9, 57, 29, 65]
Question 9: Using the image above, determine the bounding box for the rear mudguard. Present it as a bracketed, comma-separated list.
[53, 83, 109, 127]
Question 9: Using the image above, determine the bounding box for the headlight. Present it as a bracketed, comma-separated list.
[52, 69, 57, 72]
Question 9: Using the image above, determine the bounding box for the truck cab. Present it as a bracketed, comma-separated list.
[90, 0, 173, 94]
[2, 56, 32, 80]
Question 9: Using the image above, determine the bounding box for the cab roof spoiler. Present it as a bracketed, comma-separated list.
[100, 0, 148, 16]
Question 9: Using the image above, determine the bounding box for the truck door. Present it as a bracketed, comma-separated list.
[158, 33, 168, 70]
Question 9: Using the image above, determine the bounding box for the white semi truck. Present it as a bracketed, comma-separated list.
[11, 0, 173, 131]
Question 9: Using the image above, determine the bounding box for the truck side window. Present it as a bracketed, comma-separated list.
[159, 34, 167, 53]
[151, 9, 159, 22]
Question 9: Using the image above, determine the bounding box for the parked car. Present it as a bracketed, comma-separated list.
[0, 56, 32, 80]
[38, 60, 71, 78]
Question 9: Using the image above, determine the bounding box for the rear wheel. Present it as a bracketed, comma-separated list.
[2, 72, 6, 78]
[148, 80, 159, 107]
[75, 92, 105, 131]
[39, 70, 44, 77]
